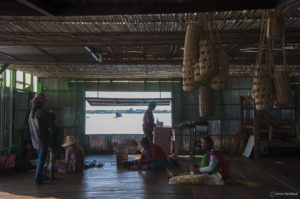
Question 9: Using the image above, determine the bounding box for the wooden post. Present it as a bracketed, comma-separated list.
[296, 124, 300, 141]
[268, 125, 273, 141]
[254, 108, 260, 159]
[240, 96, 245, 134]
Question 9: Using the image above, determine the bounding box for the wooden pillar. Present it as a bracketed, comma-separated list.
[254, 109, 260, 159]
[9, 70, 16, 148]
[268, 125, 273, 141]
[240, 96, 245, 134]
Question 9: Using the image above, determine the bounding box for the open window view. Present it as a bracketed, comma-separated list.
[85, 91, 172, 134]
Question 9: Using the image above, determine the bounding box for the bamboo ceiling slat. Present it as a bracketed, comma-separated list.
[0, 1, 299, 78]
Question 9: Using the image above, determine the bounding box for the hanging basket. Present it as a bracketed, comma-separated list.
[183, 66, 196, 92]
[252, 11, 276, 111]
[211, 73, 226, 90]
[198, 40, 216, 82]
[273, 70, 293, 107]
[184, 24, 200, 66]
[198, 86, 214, 118]
[194, 62, 207, 82]
[211, 51, 228, 90]
[252, 66, 274, 110]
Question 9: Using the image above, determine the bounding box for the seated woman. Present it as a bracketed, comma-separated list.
[15, 140, 36, 172]
[125, 137, 168, 170]
[60, 136, 85, 173]
[168, 135, 228, 185]
[193, 135, 227, 177]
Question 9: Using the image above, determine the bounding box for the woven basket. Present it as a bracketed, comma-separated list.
[198, 40, 216, 82]
[252, 73, 274, 110]
[211, 73, 226, 90]
[183, 66, 196, 92]
[210, 51, 228, 90]
[198, 86, 214, 117]
[273, 70, 293, 107]
[194, 63, 207, 82]
[252, 11, 275, 110]
[184, 24, 199, 66]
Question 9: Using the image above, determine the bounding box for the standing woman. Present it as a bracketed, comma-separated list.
[143, 102, 157, 142]
[28, 92, 50, 185]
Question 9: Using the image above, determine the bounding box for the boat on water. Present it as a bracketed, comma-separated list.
[114, 112, 122, 118]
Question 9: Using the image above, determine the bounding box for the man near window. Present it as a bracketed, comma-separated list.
[142, 101, 157, 142]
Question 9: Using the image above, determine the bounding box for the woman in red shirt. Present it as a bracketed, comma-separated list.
[127, 137, 167, 170]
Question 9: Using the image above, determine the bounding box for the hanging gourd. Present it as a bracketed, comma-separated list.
[182, 66, 196, 92]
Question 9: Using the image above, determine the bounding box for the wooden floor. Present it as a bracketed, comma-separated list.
[0, 155, 299, 199]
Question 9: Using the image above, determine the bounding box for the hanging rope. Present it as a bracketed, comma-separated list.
[281, 10, 287, 66]
[255, 11, 268, 71]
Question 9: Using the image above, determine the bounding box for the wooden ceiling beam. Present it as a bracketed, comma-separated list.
[0, 29, 299, 47]
[0, 50, 21, 61]
[35, 47, 61, 61]
[3, 54, 300, 67]
[3, 60, 183, 66]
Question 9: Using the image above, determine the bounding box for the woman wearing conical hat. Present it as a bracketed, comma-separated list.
[61, 136, 84, 173]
